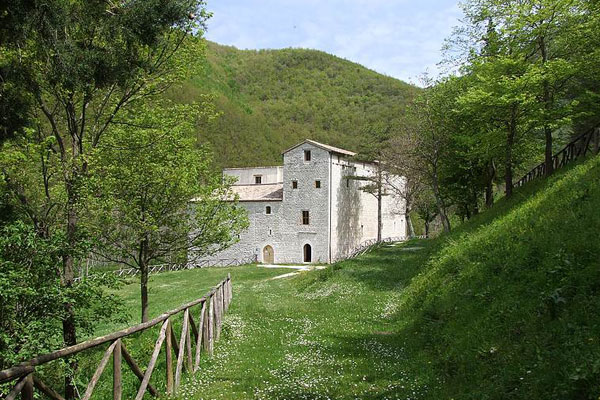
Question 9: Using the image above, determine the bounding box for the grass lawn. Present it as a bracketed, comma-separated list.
[175, 241, 436, 400]
[96, 265, 292, 336]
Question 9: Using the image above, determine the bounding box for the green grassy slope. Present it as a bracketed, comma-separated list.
[393, 155, 600, 399]
[171, 41, 418, 167]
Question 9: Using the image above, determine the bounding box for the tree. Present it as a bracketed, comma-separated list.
[456, 57, 537, 197]
[383, 171, 421, 238]
[0, 221, 124, 369]
[497, 0, 580, 176]
[449, 0, 583, 178]
[0, 1, 209, 397]
[388, 78, 459, 232]
[86, 101, 248, 322]
[414, 190, 439, 238]
[355, 122, 395, 241]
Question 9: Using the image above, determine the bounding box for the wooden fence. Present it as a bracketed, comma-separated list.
[76, 254, 257, 282]
[112, 255, 257, 278]
[337, 236, 425, 261]
[515, 127, 600, 188]
[0, 274, 233, 400]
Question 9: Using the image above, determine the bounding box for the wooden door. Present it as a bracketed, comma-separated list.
[303, 244, 312, 263]
[263, 245, 274, 264]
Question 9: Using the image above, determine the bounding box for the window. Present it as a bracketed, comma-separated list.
[254, 175, 262, 184]
[266, 206, 272, 214]
[315, 180, 321, 188]
[346, 178, 349, 188]
[302, 210, 310, 225]
[304, 150, 311, 161]
[292, 180, 298, 189]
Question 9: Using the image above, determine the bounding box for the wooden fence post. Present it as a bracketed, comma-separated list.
[215, 285, 222, 341]
[134, 320, 168, 400]
[207, 295, 214, 355]
[113, 339, 122, 400]
[82, 341, 117, 400]
[221, 283, 226, 317]
[175, 308, 190, 390]
[185, 312, 193, 372]
[165, 320, 173, 395]
[21, 374, 33, 400]
[194, 301, 206, 372]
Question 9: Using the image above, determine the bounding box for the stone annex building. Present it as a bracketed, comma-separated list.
[194, 140, 407, 265]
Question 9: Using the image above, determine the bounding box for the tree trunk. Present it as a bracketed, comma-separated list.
[140, 264, 149, 323]
[140, 238, 149, 323]
[377, 180, 382, 242]
[540, 35, 554, 177]
[544, 124, 554, 176]
[505, 108, 516, 198]
[485, 160, 495, 208]
[406, 212, 415, 238]
[424, 220, 430, 238]
[63, 193, 78, 400]
[431, 168, 450, 232]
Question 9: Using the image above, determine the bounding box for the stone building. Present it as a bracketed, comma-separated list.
[191, 140, 407, 265]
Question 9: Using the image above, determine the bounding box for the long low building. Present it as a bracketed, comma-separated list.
[190, 139, 407, 265]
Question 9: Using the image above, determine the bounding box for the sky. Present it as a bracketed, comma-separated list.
[203, 0, 463, 85]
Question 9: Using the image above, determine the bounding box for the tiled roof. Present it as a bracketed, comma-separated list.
[282, 139, 356, 156]
[230, 183, 283, 202]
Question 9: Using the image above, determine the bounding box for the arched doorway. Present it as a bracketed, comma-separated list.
[263, 245, 274, 264]
[303, 244, 312, 263]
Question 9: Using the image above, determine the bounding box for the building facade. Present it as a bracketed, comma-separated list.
[191, 140, 407, 265]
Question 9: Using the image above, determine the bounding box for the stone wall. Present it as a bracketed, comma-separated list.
[278, 143, 330, 263]
[330, 157, 406, 260]
[224, 166, 283, 185]
[189, 200, 282, 264]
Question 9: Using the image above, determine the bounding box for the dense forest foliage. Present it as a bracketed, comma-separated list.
[170, 41, 419, 167]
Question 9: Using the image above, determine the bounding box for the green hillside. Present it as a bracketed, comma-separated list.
[172, 41, 418, 167]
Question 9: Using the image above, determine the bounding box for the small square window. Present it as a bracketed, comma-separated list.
[254, 175, 262, 184]
[266, 206, 272, 214]
[304, 150, 311, 161]
[315, 180, 321, 188]
[292, 180, 298, 189]
[302, 210, 310, 225]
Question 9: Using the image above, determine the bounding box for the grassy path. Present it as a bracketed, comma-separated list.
[176, 240, 434, 400]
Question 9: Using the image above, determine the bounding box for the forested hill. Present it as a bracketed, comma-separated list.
[171, 41, 419, 167]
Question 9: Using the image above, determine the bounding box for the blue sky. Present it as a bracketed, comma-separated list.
[203, 0, 463, 85]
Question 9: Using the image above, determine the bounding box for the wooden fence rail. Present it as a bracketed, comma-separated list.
[0, 274, 233, 400]
[336, 236, 426, 262]
[76, 255, 257, 282]
[515, 127, 600, 188]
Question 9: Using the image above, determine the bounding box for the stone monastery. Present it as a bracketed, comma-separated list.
[195, 140, 407, 265]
